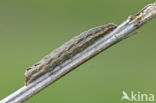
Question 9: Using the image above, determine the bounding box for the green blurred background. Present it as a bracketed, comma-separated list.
[0, 0, 156, 103]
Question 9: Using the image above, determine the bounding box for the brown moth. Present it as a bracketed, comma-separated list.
[24, 23, 117, 86]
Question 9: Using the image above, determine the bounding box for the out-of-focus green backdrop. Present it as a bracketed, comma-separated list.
[0, 0, 155, 103]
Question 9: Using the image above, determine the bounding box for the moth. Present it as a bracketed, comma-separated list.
[24, 23, 117, 86]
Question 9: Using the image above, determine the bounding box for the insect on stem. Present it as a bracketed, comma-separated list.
[24, 24, 117, 85]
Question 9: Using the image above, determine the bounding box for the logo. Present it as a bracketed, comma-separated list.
[121, 91, 155, 102]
